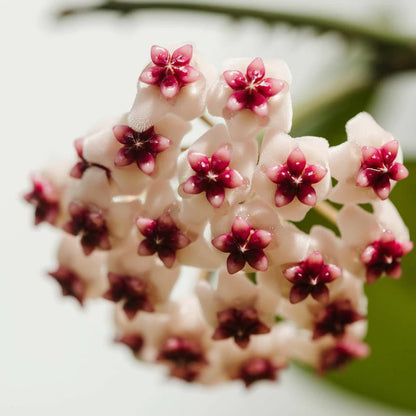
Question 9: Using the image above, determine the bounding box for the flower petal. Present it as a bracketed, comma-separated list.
[217, 169, 244, 189]
[150, 45, 170, 65]
[226, 90, 248, 112]
[160, 73, 180, 99]
[247, 230, 272, 249]
[114, 147, 135, 167]
[188, 152, 210, 174]
[381, 140, 399, 165]
[171, 44, 193, 66]
[227, 251, 246, 274]
[289, 284, 310, 304]
[139, 66, 165, 85]
[148, 134, 171, 153]
[176, 65, 200, 84]
[206, 183, 225, 208]
[257, 78, 285, 97]
[249, 91, 268, 118]
[287, 148, 306, 177]
[183, 175, 206, 194]
[223, 70, 247, 89]
[211, 146, 231, 173]
[245, 249, 268, 271]
[246, 57, 265, 83]
[136, 151, 155, 175]
[297, 184, 317, 206]
[231, 216, 251, 243]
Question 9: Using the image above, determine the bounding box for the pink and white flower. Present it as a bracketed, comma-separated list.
[129, 44, 215, 130]
[329, 112, 408, 203]
[207, 57, 291, 139]
[253, 132, 330, 221]
[337, 201, 413, 283]
[197, 268, 279, 348]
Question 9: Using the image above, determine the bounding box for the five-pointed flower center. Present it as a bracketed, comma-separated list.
[356, 140, 408, 200]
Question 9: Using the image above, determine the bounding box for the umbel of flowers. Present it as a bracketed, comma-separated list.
[25, 44, 412, 386]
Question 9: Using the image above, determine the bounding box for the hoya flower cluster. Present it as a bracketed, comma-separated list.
[25, 44, 412, 386]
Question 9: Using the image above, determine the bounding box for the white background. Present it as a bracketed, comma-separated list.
[1, 0, 416, 415]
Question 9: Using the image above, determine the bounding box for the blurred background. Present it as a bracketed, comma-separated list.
[1, 0, 415, 415]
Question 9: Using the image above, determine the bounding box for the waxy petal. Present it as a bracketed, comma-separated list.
[160, 73, 180, 99]
[188, 152, 210, 174]
[211, 146, 231, 173]
[206, 183, 225, 208]
[389, 163, 409, 181]
[275, 184, 296, 207]
[302, 165, 327, 184]
[223, 70, 247, 89]
[176, 65, 200, 84]
[231, 216, 251, 243]
[265, 165, 290, 184]
[114, 147, 135, 167]
[249, 91, 268, 117]
[247, 230, 272, 250]
[304, 251, 324, 276]
[136, 217, 156, 237]
[361, 146, 382, 168]
[136, 151, 155, 175]
[287, 148, 306, 177]
[158, 247, 176, 268]
[245, 250, 268, 271]
[289, 284, 310, 304]
[381, 140, 399, 165]
[257, 78, 285, 97]
[139, 66, 165, 85]
[148, 134, 171, 153]
[217, 169, 244, 188]
[311, 284, 330, 303]
[297, 184, 317, 206]
[373, 175, 391, 200]
[183, 175, 206, 194]
[226, 90, 248, 112]
[138, 239, 156, 256]
[211, 233, 235, 252]
[171, 44, 193, 66]
[150, 45, 170, 65]
[227, 251, 246, 274]
[246, 57, 265, 83]
[113, 125, 134, 144]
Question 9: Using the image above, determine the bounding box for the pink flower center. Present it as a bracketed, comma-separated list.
[139, 44, 200, 100]
[48, 266, 86, 305]
[356, 140, 408, 200]
[116, 333, 144, 354]
[183, 145, 244, 208]
[103, 272, 154, 319]
[63, 203, 111, 255]
[212, 307, 270, 348]
[313, 299, 365, 340]
[113, 125, 171, 175]
[361, 230, 413, 284]
[223, 57, 286, 117]
[136, 212, 191, 268]
[283, 251, 341, 304]
[319, 340, 369, 374]
[265, 147, 327, 207]
[238, 357, 280, 387]
[24, 175, 59, 226]
[211, 216, 272, 274]
[157, 337, 207, 382]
